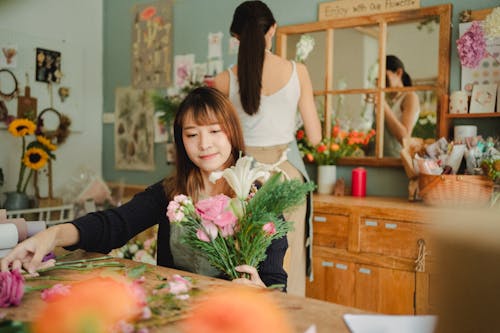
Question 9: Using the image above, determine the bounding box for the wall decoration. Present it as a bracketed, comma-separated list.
[207, 59, 223, 76]
[173, 54, 195, 89]
[132, 1, 173, 89]
[192, 63, 208, 83]
[459, 22, 500, 95]
[1, 45, 18, 68]
[153, 111, 169, 143]
[208, 32, 223, 59]
[35, 48, 62, 83]
[114, 87, 155, 171]
[469, 83, 497, 114]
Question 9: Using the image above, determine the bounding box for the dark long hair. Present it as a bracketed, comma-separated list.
[386, 55, 412, 87]
[230, 0, 276, 115]
[164, 87, 245, 202]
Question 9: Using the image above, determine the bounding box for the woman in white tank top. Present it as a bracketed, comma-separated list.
[383, 55, 421, 157]
[214, 0, 321, 297]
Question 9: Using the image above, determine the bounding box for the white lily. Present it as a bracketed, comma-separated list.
[209, 156, 271, 200]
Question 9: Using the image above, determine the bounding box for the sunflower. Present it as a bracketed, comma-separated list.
[8, 118, 36, 137]
[36, 135, 57, 151]
[23, 147, 49, 170]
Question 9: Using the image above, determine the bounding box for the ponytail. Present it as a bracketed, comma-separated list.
[230, 1, 276, 116]
[237, 18, 265, 115]
[401, 71, 412, 87]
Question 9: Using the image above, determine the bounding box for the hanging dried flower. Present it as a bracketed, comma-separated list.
[456, 21, 486, 68]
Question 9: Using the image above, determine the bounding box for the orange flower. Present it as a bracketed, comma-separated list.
[330, 143, 340, 151]
[306, 153, 314, 162]
[33, 276, 145, 333]
[181, 286, 293, 333]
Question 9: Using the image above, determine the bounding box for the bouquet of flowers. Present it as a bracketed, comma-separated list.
[297, 124, 375, 165]
[166, 155, 315, 279]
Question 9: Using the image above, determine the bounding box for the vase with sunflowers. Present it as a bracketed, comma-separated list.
[297, 124, 375, 194]
[4, 118, 56, 210]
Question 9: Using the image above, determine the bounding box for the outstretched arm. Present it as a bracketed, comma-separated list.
[1, 223, 79, 274]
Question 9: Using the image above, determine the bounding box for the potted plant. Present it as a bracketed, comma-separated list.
[5, 118, 56, 210]
[297, 124, 375, 194]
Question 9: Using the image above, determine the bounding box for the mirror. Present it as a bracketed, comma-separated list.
[276, 4, 451, 166]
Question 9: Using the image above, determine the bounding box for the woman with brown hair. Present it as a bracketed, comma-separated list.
[1, 87, 287, 289]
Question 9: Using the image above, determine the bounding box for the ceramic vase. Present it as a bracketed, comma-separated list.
[317, 165, 336, 195]
[3, 192, 30, 211]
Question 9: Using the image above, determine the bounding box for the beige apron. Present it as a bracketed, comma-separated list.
[246, 140, 313, 297]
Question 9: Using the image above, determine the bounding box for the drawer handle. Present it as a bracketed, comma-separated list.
[359, 267, 371, 275]
[321, 261, 334, 267]
[365, 220, 378, 227]
[385, 223, 397, 229]
[335, 263, 348, 270]
[314, 216, 327, 222]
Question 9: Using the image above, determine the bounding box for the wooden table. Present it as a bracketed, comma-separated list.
[2, 251, 365, 332]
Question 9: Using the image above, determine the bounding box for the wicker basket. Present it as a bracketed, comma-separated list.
[418, 174, 494, 207]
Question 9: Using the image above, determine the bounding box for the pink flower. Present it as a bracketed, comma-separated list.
[167, 200, 185, 222]
[195, 194, 231, 221]
[168, 274, 191, 295]
[214, 211, 237, 237]
[196, 220, 218, 242]
[196, 194, 237, 237]
[41, 283, 72, 302]
[456, 21, 487, 68]
[0, 269, 24, 307]
[262, 222, 276, 236]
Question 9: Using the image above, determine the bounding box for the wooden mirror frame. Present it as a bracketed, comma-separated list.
[276, 4, 451, 167]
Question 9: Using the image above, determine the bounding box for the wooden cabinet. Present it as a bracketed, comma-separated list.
[306, 195, 435, 314]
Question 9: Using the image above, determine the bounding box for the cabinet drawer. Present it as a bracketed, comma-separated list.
[359, 218, 426, 259]
[312, 213, 349, 249]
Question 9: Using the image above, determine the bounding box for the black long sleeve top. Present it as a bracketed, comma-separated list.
[66, 181, 288, 288]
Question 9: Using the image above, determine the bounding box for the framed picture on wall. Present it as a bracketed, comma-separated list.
[469, 84, 497, 114]
[35, 48, 62, 83]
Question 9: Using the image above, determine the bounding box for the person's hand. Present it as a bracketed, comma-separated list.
[0, 228, 58, 275]
[232, 265, 266, 288]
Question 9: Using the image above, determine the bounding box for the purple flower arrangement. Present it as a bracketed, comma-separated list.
[456, 21, 487, 68]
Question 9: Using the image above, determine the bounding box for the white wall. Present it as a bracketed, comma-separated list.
[0, 0, 103, 200]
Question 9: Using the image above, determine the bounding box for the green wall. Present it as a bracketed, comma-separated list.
[103, 0, 498, 197]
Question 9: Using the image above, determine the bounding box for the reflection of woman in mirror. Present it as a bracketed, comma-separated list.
[383, 55, 420, 157]
[213, 0, 321, 297]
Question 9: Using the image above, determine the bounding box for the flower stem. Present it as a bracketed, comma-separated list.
[54, 255, 114, 266]
[21, 169, 33, 193]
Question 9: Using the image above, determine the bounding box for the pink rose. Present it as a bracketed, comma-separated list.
[41, 283, 72, 302]
[196, 194, 237, 237]
[195, 194, 231, 221]
[214, 211, 237, 237]
[262, 222, 276, 236]
[0, 269, 25, 307]
[196, 220, 218, 242]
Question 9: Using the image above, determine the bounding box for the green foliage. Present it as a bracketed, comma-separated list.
[153, 81, 204, 127]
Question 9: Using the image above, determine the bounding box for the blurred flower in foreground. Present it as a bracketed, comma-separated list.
[181, 286, 293, 333]
[33, 276, 147, 333]
[0, 269, 24, 307]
